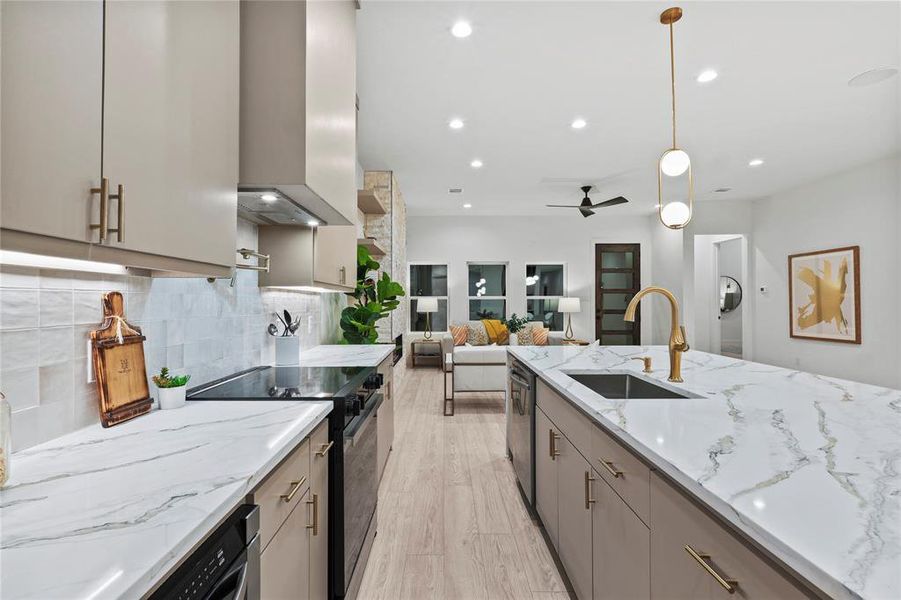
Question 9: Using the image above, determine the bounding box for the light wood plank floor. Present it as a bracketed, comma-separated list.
[358, 362, 569, 600]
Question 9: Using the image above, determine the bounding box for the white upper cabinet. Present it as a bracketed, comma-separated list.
[102, 0, 239, 270]
[1, 0, 103, 244]
[240, 0, 357, 226]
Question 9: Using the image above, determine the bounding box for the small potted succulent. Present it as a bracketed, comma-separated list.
[152, 367, 191, 410]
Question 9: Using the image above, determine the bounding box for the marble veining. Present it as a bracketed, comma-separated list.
[301, 343, 394, 367]
[508, 344, 901, 600]
[0, 400, 332, 599]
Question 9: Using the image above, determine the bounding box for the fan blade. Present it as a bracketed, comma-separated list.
[590, 196, 628, 208]
[579, 207, 595, 218]
[545, 204, 580, 208]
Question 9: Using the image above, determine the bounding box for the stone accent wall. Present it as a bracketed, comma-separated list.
[362, 171, 407, 343]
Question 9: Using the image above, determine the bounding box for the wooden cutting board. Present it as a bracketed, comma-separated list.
[90, 291, 152, 427]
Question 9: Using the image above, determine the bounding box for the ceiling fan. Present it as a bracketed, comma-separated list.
[546, 185, 628, 218]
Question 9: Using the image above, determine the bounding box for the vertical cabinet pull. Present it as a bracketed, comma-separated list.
[684, 545, 738, 593]
[549, 429, 560, 460]
[107, 184, 125, 242]
[339, 266, 347, 284]
[90, 178, 109, 241]
[584, 471, 597, 510]
[306, 493, 319, 536]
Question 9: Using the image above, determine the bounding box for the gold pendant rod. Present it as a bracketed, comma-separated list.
[670, 22, 676, 149]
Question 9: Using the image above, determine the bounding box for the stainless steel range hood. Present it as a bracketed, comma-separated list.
[237, 188, 326, 226]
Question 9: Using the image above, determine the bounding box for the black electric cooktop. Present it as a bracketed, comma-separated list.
[187, 366, 372, 401]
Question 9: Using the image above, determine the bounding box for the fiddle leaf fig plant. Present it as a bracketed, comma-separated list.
[340, 245, 405, 344]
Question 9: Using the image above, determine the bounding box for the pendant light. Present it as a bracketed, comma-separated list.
[657, 6, 694, 229]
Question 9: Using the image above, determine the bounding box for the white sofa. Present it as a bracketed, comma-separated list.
[440, 321, 564, 393]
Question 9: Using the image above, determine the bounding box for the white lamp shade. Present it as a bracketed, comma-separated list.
[558, 297, 581, 313]
[417, 297, 439, 313]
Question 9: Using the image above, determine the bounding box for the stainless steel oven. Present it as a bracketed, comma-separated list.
[508, 359, 536, 510]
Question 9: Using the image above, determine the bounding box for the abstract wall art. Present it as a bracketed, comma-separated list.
[788, 246, 861, 344]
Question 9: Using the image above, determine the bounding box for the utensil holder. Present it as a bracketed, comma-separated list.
[275, 336, 300, 366]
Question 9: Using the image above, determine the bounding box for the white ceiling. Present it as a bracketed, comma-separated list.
[357, 1, 900, 216]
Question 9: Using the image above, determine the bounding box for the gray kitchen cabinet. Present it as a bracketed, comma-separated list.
[313, 226, 357, 290]
[535, 407, 560, 548]
[240, 0, 357, 226]
[309, 421, 330, 600]
[0, 0, 237, 277]
[376, 355, 395, 482]
[260, 490, 312, 600]
[557, 434, 594, 600]
[1, 0, 103, 244]
[650, 473, 808, 600]
[593, 474, 650, 600]
[103, 0, 238, 270]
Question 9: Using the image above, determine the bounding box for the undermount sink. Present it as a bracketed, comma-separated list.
[566, 373, 692, 400]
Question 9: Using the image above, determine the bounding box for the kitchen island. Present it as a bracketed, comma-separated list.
[508, 344, 900, 600]
[0, 400, 332, 600]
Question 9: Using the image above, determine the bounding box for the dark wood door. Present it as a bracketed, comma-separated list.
[595, 244, 641, 344]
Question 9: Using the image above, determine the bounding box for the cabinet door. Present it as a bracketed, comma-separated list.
[103, 0, 238, 268]
[309, 422, 330, 600]
[261, 491, 311, 600]
[535, 407, 559, 548]
[1, 0, 102, 243]
[305, 0, 356, 222]
[314, 226, 356, 290]
[557, 435, 593, 600]
[593, 475, 650, 600]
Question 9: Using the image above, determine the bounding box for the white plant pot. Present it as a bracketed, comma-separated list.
[157, 386, 187, 410]
[275, 336, 301, 366]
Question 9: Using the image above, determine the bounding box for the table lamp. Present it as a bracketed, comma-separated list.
[558, 297, 581, 340]
[417, 297, 439, 340]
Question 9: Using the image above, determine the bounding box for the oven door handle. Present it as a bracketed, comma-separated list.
[510, 373, 533, 391]
[204, 554, 249, 600]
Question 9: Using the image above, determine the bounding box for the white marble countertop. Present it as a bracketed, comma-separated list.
[301, 344, 394, 367]
[0, 400, 332, 600]
[508, 344, 901, 600]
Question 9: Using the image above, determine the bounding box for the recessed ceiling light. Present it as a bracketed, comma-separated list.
[696, 69, 718, 83]
[470, 159, 483, 168]
[449, 118, 464, 130]
[451, 21, 472, 38]
[307, 219, 319, 227]
[463, 203, 472, 209]
[261, 193, 278, 202]
[848, 66, 898, 87]
[571, 118, 587, 130]
[748, 158, 764, 167]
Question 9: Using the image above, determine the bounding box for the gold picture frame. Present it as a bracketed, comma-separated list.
[788, 246, 861, 344]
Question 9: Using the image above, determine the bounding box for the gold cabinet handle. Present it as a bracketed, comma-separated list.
[107, 184, 124, 242]
[90, 178, 109, 241]
[684, 544, 738, 594]
[549, 429, 561, 460]
[280, 475, 307, 503]
[315, 441, 334, 458]
[306, 493, 319, 536]
[339, 266, 347, 284]
[584, 471, 597, 510]
[598, 458, 623, 478]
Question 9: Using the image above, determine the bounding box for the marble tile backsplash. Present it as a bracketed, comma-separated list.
[0, 249, 345, 451]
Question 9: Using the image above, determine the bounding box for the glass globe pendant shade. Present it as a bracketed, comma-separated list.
[660, 201, 691, 228]
[660, 149, 691, 177]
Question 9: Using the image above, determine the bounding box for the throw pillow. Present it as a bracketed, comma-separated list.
[532, 327, 549, 346]
[450, 325, 468, 346]
[516, 327, 534, 345]
[467, 323, 488, 346]
[482, 319, 510, 345]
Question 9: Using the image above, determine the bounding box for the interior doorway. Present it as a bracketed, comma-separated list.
[692, 234, 748, 358]
[595, 243, 641, 345]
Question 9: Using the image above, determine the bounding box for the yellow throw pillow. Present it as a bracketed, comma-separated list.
[532, 327, 549, 346]
[450, 325, 468, 346]
[482, 319, 510, 345]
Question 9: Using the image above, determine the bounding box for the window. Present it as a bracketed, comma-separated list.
[526, 264, 565, 330]
[468, 263, 506, 320]
[409, 264, 448, 332]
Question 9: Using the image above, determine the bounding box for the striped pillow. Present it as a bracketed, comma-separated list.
[532, 327, 549, 346]
[450, 325, 468, 346]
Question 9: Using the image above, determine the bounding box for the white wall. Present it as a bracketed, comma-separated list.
[649, 216, 683, 345]
[407, 215, 655, 343]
